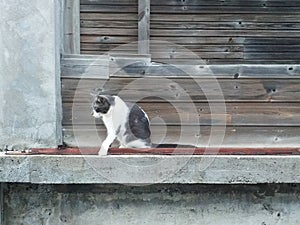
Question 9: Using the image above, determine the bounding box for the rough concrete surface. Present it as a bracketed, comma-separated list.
[0, 0, 62, 149]
[0, 155, 300, 184]
[2, 183, 300, 225]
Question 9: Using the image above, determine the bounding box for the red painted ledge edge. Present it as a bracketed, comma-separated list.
[5, 147, 300, 155]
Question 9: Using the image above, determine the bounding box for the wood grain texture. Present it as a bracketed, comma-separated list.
[63, 0, 80, 54]
[64, 101, 300, 126]
[80, 1, 300, 63]
[80, 4, 300, 14]
[61, 77, 300, 103]
[71, 0, 300, 149]
[81, 0, 300, 7]
[61, 55, 109, 78]
[63, 125, 300, 148]
[81, 27, 300, 38]
[138, 0, 150, 54]
[61, 55, 300, 78]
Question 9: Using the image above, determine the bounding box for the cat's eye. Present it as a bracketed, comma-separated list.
[97, 97, 104, 103]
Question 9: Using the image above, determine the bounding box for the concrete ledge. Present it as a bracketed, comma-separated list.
[0, 154, 300, 184]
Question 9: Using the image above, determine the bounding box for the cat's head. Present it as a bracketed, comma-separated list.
[91, 94, 115, 118]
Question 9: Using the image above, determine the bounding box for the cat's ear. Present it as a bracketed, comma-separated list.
[90, 88, 103, 97]
[90, 92, 97, 97]
[97, 96, 104, 102]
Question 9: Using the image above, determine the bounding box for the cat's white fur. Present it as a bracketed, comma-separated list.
[92, 96, 150, 156]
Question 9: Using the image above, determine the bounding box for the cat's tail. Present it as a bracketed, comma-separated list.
[151, 143, 196, 148]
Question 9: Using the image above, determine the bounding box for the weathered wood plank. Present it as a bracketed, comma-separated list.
[80, 13, 138, 21]
[138, 0, 150, 54]
[81, 36, 246, 46]
[61, 58, 300, 78]
[206, 59, 300, 65]
[149, 21, 300, 30]
[81, 43, 244, 52]
[81, 20, 138, 28]
[244, 38, 300, 45]
[81, 0, 136, 5]
[109, 54, 151, 75]
[81, 35, 137, 44]
[150, 5, 300, 14]
[81, 27, 300, 37]
[63, 0, 80, 54]
[61, 77, 300, 103]
[150, 13, 300, 22]
[245, 45, 300, 52]
[150, 29, 300, 38]
[80, 5, 300, 13]
[150, 0, 300, 7]
[81, 0, 300, 7]
[81, 0, 300, 8]
[80, 39, 300, 58]
[80, 28, 138, 36]
[159, 60, 300, 65]
[80, 13, 300, 23]
[149, 37, 300, 46]
[245, 53, 300, 60]
[80, 5, 138, 13]
[63, 125, 300, 148]
[61, 55, 109, 78]
[151, 51, 243, 60]
[64, 102, 300, 126]
[81, 51, 244, 60]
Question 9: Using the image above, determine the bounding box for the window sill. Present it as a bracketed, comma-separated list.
[1, 153, 299, 184]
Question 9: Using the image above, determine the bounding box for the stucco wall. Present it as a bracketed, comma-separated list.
[0, 0, 62, 149]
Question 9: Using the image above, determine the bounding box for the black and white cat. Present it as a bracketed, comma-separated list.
[91, 94, 152, 156]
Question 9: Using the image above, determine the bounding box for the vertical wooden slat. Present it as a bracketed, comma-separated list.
[63, 0, 80, 54]
[0, 183, 3, 225]
[138, 0, 150, 54]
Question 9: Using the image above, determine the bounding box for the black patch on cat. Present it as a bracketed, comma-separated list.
[125, 104, 151, 143]
[93, 95, 115, 114]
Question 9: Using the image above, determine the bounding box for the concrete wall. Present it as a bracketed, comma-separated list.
[0, 0, 62, 149]
[2, 183, 300, 225]
[0, 155, 299, 224]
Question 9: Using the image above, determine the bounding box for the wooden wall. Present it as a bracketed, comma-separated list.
[61, 0, 300, 148]
[80, 0, 300, 64]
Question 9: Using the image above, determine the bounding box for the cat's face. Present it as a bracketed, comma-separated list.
[91, 95, 114, 118]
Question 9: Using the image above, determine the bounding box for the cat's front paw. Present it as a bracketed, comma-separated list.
[98, 147, 108, 156]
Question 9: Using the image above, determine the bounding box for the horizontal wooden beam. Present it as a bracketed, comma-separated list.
[61, 54, 109, 78]
[61, 55, 300, 78]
